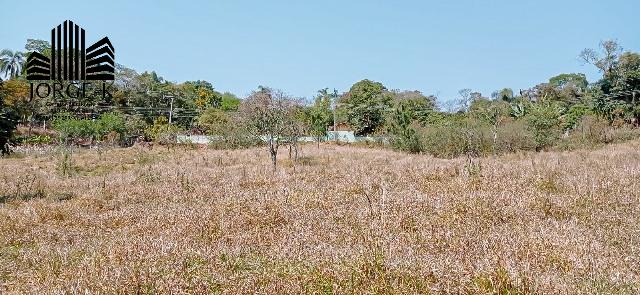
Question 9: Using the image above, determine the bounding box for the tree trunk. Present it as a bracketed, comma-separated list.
[492, 125, 498, 153]
[270, 139, 278, 171]
[270, 148, 277, 171]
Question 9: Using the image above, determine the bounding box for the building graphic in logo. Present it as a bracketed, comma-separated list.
[26, 20, 115, 81]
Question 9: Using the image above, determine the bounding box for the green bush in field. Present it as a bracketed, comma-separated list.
[524, 103, 563, 151]
[144, 116, 182, 144]
[53, 112, 128, 145]
[416, 117, 493, 159]
[495, 120, 536, 153]
[387, 104, 422, 153]
[198, 109, 258, 149]
[17, 134, 53, 145]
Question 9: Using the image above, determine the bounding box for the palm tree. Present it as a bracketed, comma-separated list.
[0, 49, 25, 79]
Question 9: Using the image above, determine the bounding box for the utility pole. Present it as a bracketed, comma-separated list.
[332, 89, 339, 142]
[165, 95, 175, 124]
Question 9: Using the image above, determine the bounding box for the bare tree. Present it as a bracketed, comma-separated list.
[240, 87, 301, 171]
[580, 40, 622, 75]
[456, 88, 473, 112]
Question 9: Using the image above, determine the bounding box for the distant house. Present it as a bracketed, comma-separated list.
[327, 122, 356, 142]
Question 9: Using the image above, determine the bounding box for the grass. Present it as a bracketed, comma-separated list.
[1, 142, 640, 293]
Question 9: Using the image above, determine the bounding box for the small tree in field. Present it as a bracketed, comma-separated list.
[240, 87, 301, 171]
[306, 89, 333, 148]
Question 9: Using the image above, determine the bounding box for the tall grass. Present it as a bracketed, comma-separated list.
[1, 142, 639, 293]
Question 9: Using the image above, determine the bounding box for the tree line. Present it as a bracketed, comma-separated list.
[1, 39, 640, 166]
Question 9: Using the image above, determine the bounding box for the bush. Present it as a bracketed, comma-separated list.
[416, 119, 493, 159]
[525, 104, 562, 151]
[495, 120, 536, 153]
[52, 112, 129, 145]
[144, 116, 182, 145]
[17, 134, 53, 145]
[557, 116, 640, 150]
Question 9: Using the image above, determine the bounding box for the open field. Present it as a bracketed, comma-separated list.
[1, 142, 640, 294]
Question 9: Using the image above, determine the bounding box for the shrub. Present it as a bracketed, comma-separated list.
[17, 134, 53, 145]
[556, 116, 640, 151]
[387, 105, 422, 153]
[416, 120, 493, 159]
[495, 120, 536, 153]
[144, 116, 182, 145]
[525, 103, 563, 151]
[53, 112, 129, 145]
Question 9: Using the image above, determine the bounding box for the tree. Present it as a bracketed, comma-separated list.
[342, 79, 392, 135]
[392, 90, 437, 116]
[0, 84, 18, 155]
[240, 87, 301, 171]
[525, 103, 563, 151]
[388, 103, 421, 153]
[221, 92, 241, 111]
[306, 89, 333, 147]
[611, 52, 640, 96]
[456, 88, 473, 112]
[0, 50, 25, 79]
[580, 40, 622, 76]
[469, 98, 510, 149]
[549, 73, 588, 90]
[0, 79, 33, 132]
[25, 39, 51, 56]
[183, 80, 222, 110]
[491, 88, 515, 102]
[197, 108, 229, 134]
[581, 41, 640, 124]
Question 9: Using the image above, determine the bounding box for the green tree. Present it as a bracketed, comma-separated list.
[197, 108, 229, 134]
[221, 92, 241, 111]
[25, 39, 52, 56]
[306, 89, 333, 147]
[549, 73, 588, 90]
[391, 90, 437, 119]
[388, 103, 421, 153]
[491, 88, 515, 102]
[525, 103, 563, 151]
[342, 79, 392, 135]
[469, 98, 510, 149]
[0, 86, 18, 155]
[0, 50, 25, 79]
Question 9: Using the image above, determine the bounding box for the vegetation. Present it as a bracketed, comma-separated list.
[1, 39, 639, 165]
[1, 31, 639, 293]
[1, 141, 640, 293]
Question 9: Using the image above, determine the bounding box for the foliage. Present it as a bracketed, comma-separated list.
[221, 92, 241, 111]
[341, 80, 392, 135]
[144, 116, 182, 144]
[53, 112, 128, 145]
[387, 103, 421, 153]
[240, 87, 301, 169]
[0, 50, 25, 79]
[0, 93, 18, 155]
[305, 89, 333, 145]
[525, 103, 563, 150]
[197, 108, 230, 135]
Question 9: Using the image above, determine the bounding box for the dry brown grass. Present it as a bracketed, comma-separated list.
[1, 141, 640, 294]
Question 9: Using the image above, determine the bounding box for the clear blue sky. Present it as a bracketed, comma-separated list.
[2, 0, 639, 103]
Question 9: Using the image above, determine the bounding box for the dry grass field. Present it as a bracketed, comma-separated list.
[1, 142, 640, 294]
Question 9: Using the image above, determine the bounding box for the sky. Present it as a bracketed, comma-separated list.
[1, 0, 639, 103]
